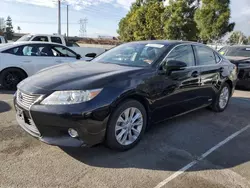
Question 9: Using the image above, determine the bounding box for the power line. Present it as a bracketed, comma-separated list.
[79, 18, 88, 37]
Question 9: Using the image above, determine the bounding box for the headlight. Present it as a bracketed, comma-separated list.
[41, 89, 102, 105]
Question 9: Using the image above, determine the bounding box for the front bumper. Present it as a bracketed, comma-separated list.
[14, 97, 109, 147]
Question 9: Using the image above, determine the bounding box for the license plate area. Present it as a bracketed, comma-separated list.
[16, 105, 31, 125]
[16, 105, 24, 121]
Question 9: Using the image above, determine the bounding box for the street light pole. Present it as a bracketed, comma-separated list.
[67, 5, 69, 38]
[58, 0, 61, 35]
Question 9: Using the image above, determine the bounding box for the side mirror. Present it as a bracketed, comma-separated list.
[85, 53, 97, 58]
[76, 54, 81, 60]
[162, 60, 187, 74]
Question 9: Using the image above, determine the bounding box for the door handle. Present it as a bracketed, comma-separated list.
[22, 60, 31, 63]
[191, 71, 199, 78]
[56, 60, 63, 63]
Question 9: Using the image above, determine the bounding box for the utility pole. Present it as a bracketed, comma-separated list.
[58, 0, 61, 35]
[67, 5, 69, 38]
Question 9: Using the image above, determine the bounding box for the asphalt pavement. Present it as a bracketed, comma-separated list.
[0, 89, 250, 188]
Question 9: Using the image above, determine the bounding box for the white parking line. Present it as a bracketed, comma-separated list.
[153, 124, 250, 188]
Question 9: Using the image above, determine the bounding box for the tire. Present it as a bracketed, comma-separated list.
[211, 83, 231, 112]
[105, 100, 147, 151]
[0, 69, 26, 90]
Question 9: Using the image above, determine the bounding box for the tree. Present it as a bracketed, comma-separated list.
[227, 31, 248, 45]
[17, 26, 21, 33]
[162, 0, 200, 41]
[194, 0, 235, 42]
[5, 16, 14, 40]
[118, 0, 165, 41]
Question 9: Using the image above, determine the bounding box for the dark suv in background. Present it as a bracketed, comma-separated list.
[219, 45, 250, 89]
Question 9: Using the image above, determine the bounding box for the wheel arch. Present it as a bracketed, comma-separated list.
[110, 92, 152, 127]
[224, 79, 233, 96]
[0, 67, 28, 78]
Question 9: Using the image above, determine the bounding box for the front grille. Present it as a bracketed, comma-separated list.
[16, 90, 41, 110]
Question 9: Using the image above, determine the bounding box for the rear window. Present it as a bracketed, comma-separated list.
[32, 36, 49, 42]
[51, 37, 62, 44]
[223, 47, 250, 57]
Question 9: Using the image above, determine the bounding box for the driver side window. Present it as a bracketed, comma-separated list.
[51, 46, 76, 58]
[166, 45, 195, 67]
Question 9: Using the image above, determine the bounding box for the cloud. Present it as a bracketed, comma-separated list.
[4, 0, 136, 10]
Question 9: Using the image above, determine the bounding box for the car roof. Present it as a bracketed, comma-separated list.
[0, 41, 66, 52]
[23, 34, 64, 37]
[127, 40, 200, 45]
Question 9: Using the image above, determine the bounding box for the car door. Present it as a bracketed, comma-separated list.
[151, 44, 203, 122]
[193, 45, 222, 104]
[50, 44, 79, 64]
[21, 44, 60, 74]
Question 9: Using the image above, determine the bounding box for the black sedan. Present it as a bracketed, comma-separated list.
[14, 41, 237, 151]
[219, 45, 250, 89]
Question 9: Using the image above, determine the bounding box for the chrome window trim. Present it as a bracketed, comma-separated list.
[159, 42, 223, 69]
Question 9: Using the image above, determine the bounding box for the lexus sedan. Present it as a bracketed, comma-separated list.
[219, 45, 250, 89]
[14, 41, 237, 151]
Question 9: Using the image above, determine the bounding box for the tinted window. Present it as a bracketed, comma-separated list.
[222, 46, 250, 57]
[194, 46, 216, 65]
[214, 53, 221, 63]
[22, 44, 53, 56]
[51, 46, 76, 57]
[166, 45, 195, 66]
[32, 36, 49, 42]
[0, 39, 1, 44]
[51, 37, 62, 44]
[3, 47, 22, 55]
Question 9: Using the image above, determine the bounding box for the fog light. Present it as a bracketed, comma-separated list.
[68, 128, 79, 138]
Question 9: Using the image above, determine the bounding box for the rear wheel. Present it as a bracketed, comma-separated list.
[106, 100, 147, 151]
[0, 69, 26, 90]
[211, 83, 231, 112]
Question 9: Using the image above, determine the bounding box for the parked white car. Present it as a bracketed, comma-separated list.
[0, 41, 83, 89]
[16, 34, 106, 58]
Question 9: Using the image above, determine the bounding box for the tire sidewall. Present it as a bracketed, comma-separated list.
[106, 100, 147, 151]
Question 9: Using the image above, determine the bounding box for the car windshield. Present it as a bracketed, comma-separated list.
[221, 46, 250, 57]
[92, 43, 168, 67]
[17, 35, 33, 42]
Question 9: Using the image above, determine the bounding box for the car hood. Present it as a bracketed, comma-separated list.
[18, 61, 145, 94]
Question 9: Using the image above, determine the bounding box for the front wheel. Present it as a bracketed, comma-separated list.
[106, 100, 147, 151]
[211, 83, 231, 112]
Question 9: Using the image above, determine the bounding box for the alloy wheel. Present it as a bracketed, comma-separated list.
[115, 107, 143, 146]
[219, 86, 229, 109]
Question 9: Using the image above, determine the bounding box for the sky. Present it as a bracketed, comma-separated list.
[0, 0, 250, 38]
